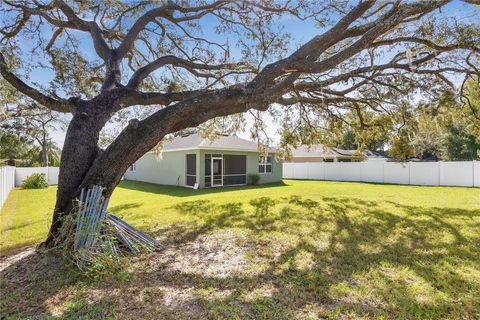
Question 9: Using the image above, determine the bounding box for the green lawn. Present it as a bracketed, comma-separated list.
[1, 180, 479, 319]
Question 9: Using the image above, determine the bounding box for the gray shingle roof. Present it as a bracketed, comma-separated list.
[162, 134, 273, 152]
[290, 144, 337, 157]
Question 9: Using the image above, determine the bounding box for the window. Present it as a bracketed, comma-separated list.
[259, 155, 273, 173]
[186, 154, 196, 187]
[204, 154, 211, 187]
[224, 155, 246, 174]
[130, 162, 136, 172]
[224, 155, 247, 185]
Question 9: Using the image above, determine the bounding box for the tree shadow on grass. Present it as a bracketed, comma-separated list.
[117, 180, 289, 197]
[1, 195, 479, 319]
[109, 202, 143, 214]
[0, 250, 83, 318]
[1, 220, 46, 233]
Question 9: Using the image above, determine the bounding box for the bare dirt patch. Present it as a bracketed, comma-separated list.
[0, 246, 35, 272]
[143, 229, 256, 278]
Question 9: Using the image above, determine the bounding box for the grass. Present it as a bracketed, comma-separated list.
[1, 180, 479, 319]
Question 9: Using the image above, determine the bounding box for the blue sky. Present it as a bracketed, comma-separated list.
[4, 0, 478, 147]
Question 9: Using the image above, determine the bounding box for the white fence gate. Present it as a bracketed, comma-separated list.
[283, 161, 480, 187]
[0, 166, 15, 209]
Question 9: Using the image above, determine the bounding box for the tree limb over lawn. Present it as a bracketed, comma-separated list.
[0, 0, 478, 246]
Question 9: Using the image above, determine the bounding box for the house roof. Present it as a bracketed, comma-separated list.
[363, 149, 390, 159]
[291, 144, 387, 159]
[161, 133, 276, 153]
[291, 144, 336, 158]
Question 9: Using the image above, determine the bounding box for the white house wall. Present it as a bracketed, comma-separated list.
[125, 149, 283, 188]
[124, 151, 195, 187]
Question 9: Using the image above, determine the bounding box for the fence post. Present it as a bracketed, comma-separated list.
[382, 161, 385, 184]
[408, 162, 411, 185]
[438, 161, 441, 186]
[473, 160, 476, 187]
[1, 166, 16, 210]
[359, 161, 363, 182]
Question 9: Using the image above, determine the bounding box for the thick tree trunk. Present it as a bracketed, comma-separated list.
[44, 90, 249, 247]
[45, 100, 111, 246]
[40, 139, 48, 167]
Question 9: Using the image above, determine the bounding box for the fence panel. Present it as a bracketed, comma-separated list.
[283, 161, 478, 187]
[0, 166, 15, 209]
[293, 163, 309, 180]
[15, 167, 60, 186]
[340, 163, 361, 182]
[474, 161, 480, 187]
[439, 161, 474, 187]
[283, 162, 295, 179]
[47, 167, 60, 185]
[409, 162, 439, 186]
[307, 163, 325, 180]
[324, 163, 341, 180]
[384, 162, 410, 185]
[360, 161, 383, 183]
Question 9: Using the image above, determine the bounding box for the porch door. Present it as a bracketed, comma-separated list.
[211, 157, 223, 187]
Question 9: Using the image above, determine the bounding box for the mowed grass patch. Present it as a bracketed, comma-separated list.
[1, 180, 478, 253]
[0, 186, 56, 255]
[1, 180, 479, 319]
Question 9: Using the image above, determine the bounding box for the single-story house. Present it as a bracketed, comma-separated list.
[285, 144, 389, 163]
[124, 133, 282, 188]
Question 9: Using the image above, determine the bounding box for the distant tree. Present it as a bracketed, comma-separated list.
[1, 103, 62, 166]
[441, 124, 480, 160]
[0, 132, 31, 165]
[336, 129, 357, 150]
[334, 122, 390, 152]
[28, 142, 62, 166]
[388, 85, 480, 160]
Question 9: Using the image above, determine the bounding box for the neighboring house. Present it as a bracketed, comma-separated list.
[286, 144, 389, 163]
[124, 133, 282, 188]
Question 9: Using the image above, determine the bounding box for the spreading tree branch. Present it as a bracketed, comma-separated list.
[0, 53, 74, 113]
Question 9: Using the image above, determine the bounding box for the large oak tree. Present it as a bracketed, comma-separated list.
[0, 0, 478, 246]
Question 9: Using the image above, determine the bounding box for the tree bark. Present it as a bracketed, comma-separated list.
[45, 100, 111, 246]
[40, 134, 48, 167]
[44, 89, 251, 247]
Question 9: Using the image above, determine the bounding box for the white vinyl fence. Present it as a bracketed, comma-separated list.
[0, 167, 60, 210]
[0, 166, 15, 209]
[283, 161, 480, 187]
[15, 167, 60, 186]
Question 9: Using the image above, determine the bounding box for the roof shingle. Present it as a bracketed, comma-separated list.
[162, 134, 273, 152]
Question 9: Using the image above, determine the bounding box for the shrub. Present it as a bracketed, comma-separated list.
[21, 173, 49, 189]
[248, 173, 261, 186]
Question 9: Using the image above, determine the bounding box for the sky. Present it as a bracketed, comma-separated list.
[3, 0, 477, 149]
